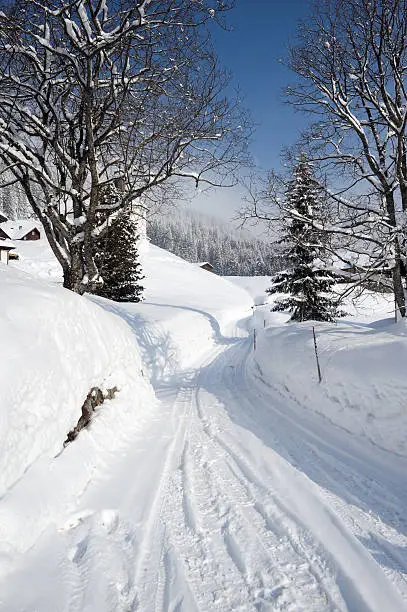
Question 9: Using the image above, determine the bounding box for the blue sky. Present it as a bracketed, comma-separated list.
[213, 0, 311, 171]
[189, 0, 312, 222]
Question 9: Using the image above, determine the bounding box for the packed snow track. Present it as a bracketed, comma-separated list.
[1, 320, 407, 611]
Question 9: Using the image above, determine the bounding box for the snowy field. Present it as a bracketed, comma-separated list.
[228, 276, 407, 455]
[0, 243, 406, 611]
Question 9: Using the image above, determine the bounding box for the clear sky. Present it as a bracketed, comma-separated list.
[188, 0, 312, 223]
[213, 0, 311, 170]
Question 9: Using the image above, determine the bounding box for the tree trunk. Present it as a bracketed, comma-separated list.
[392, 240, 406, 318]
[63, 245, 85, 294]
[384, 193, 406, 317]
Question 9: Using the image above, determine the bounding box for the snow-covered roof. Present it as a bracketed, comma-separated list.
[196, 261, 213, 267]
[0, 220, 40, 240]
[0, 239, 16, 250]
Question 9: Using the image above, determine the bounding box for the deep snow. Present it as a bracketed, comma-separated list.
[0, 267, 154, 497]
[228, 275, 407, 457]
[0, 243, 406, 611]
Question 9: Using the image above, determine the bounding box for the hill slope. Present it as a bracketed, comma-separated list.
[1, 240, 407, 611]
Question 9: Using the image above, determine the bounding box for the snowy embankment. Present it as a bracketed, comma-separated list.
[251, 319, 407, 457]
[0, 266, 156, 565]
[91, 243, 254, 381]
[0, 242, 252, 563]
[228, 276, 407, 457]
[14, 240, 254, 379]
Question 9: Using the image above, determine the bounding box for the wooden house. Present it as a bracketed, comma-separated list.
[0, 239, 16, 264]
[0, 219, 41, 241]
[197, 262, 215, 273]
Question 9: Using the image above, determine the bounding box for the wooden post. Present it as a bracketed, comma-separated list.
[312, 326, 322, 383]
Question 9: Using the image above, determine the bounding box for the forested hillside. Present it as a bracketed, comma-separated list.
[0, 169, 31, 219]
[148, 208, 284, 276]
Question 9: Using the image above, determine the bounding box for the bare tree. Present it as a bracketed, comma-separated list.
[283, 0, 407, 315]
[0, 0, 248, 292]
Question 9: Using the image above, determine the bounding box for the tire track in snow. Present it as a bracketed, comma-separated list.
[210, 340, 407, 611]
[191, 385, 345, 611]
[133, 383, 195, 611]
[155, 397, 258, 611]
[244, 353, 407, 599]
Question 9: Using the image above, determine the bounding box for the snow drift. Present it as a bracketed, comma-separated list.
[12, 239, 254, 378]
[0, 267, 155, 496]
[0, 266, 156, 565]
[91, 242, 254, 382]
[252, 318, 407, 457]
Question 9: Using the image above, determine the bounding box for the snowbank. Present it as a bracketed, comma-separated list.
[92, 243, 254, 381]
[252, 317, 407, 457]
[10, 236, 62, 282]
[0, 266, 155, 559]
[11, 239, 253, 378]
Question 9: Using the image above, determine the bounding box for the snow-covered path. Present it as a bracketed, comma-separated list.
[3, 319, 407, 611]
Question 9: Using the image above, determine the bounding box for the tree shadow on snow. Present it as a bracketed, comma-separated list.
[87, 297, 179, 384]
[358, 533, 407, 575]
[87, 296, 243, 385]
[192, 340, 407, 547]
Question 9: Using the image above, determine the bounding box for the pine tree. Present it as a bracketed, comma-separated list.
[268, 160, 339, 322]
[95, 209, 144, 302]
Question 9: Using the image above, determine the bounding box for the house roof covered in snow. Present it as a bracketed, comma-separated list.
[0, 220, 40, 240]
[0, 239, 16, 250]
[196, 261, 214, 268]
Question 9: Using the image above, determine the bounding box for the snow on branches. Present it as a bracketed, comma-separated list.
[0, 0, 246, 292]
[268, 160, 341, 322]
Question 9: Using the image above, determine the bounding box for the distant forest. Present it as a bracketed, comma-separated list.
[0, 179, 284, 277]
[0, 170, 31, 220]
[148, 209, 284, 276]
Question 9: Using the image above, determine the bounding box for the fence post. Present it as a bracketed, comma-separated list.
[312, 326, 322, 383]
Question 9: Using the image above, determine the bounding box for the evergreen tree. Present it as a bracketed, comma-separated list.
[95, 209, 144, 302]
[268, 160, 339, 322]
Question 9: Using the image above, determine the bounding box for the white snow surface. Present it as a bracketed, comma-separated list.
[0, 265, 152, 494]
[226, 275, 272, 306]
[10, 235, 63, 281]
[1, 246, 407, 611]
[230, 275, 407, 455]
[103, 242, 254, 380]
[0, 265, 155, 566]
[253, 316, 407, 457]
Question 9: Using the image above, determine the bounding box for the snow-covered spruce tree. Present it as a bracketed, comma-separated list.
[94, 209, 144, 303]
[286, 0, 407, 316]
[268, 161, 339, 322]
